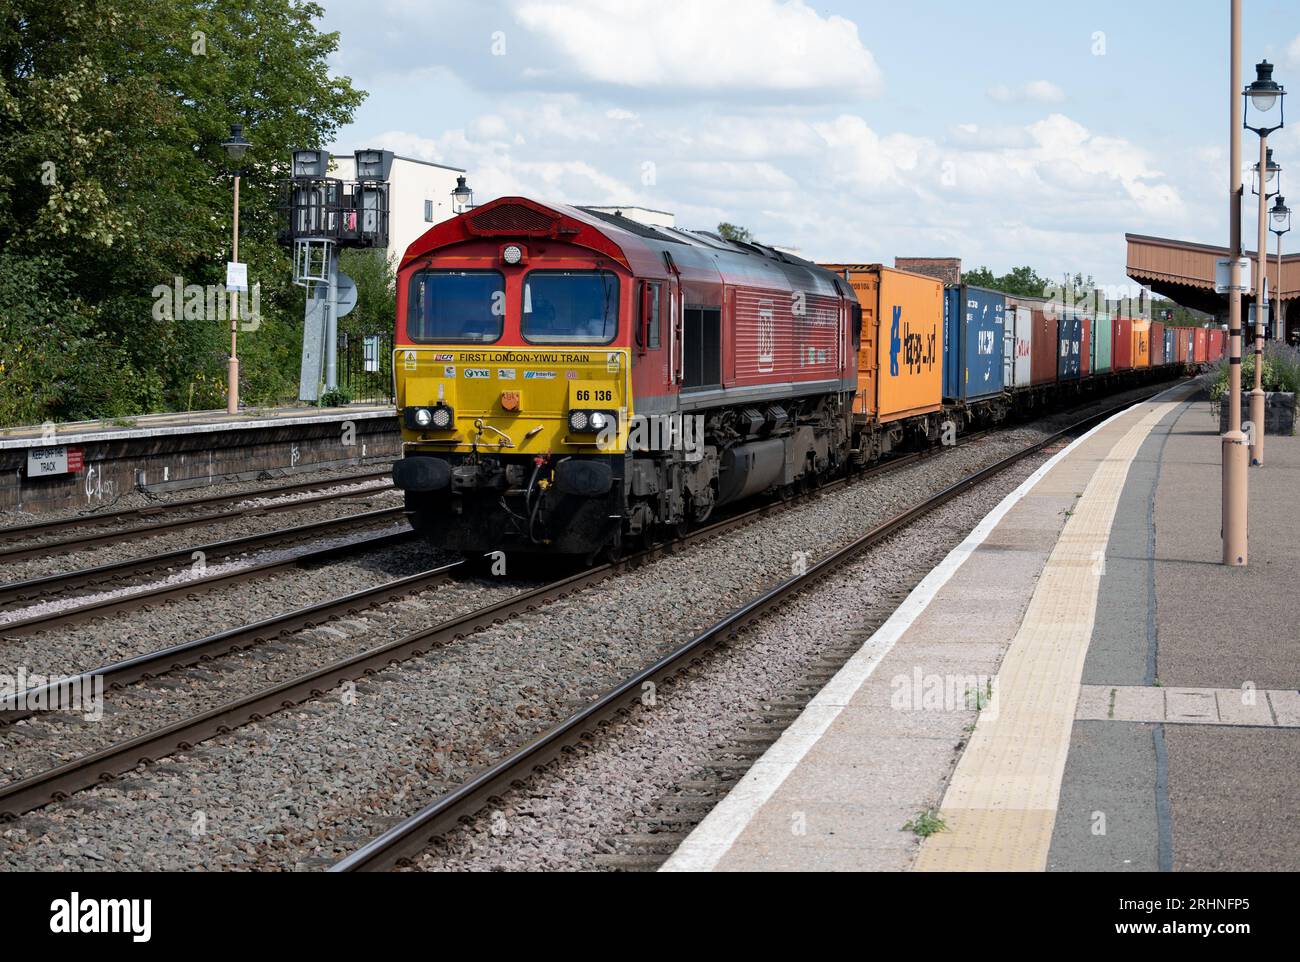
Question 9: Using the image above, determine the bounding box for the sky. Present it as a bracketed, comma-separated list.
[315, 0, 1300, 290]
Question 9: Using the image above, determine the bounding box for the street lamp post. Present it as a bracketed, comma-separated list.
[451, 175, 473, 214]
[1222, 0, 1247, 567]
[1244, 60, 1285, 466]
[220, 123, 251, 415]
[1271, 195, 1291, 342]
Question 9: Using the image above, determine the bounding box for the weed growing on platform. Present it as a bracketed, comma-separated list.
[904, 810, 947, 837]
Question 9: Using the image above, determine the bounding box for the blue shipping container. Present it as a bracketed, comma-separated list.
[1058, 313, 1082, 380]
[1164, 329, 1175, 364]
[942, 287, 961, 400]
[959, 285, 1005, 400]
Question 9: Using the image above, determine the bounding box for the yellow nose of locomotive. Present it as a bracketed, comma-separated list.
[396, 348, 630, 454]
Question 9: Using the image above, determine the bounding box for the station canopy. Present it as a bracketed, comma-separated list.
[1126, 233, 1300, 314]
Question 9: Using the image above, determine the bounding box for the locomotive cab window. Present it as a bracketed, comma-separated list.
[407, 270, 504, 344]
[522, 270, 618, 344]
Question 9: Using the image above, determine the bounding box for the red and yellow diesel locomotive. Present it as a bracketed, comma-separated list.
[390, 195, 1196, 558]
[391, 196, 861, 557]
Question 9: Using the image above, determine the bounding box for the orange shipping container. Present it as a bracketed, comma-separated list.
[823, 264, 943, 423]
[1132, 319, 1151, 368]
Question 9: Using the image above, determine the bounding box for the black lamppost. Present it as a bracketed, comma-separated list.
[1244, 60, 1285, 465]
[219, 123, 252, 414]
[1271, 195, 1292, 341]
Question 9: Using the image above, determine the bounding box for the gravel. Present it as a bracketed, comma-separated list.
[0, 384, 1168, 871]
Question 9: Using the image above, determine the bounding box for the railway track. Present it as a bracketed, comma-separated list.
[0, 388, 1165, 842]
[328, 393, 1148, 872]
[0, 506, 406, 613]
[0, 469, 390, 552]
[0, 440, 939, 820]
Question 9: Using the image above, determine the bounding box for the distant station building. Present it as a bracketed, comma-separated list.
[328, 153, 466, 267]
[1126, 233, 1300, 342]
[895, 256, 962, 286]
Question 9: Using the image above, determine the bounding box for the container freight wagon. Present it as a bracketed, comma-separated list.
[1092, 311, 1113, 373]
[1058, 313, 1083, 379]
[1131, 319, 1151, 369]
[942, 285, 1005, 401]
[1151, 321, 1166, 367]
[1207, 329, 1225, 360]
[827, 265, 943, 422]
[1112, 316, 1134, 370]
[1029, 306, 1058, 385]
[1002, 297, 1035, 389]
[1080, 314, 1092, 376]
[1194, 328, 1208, 364]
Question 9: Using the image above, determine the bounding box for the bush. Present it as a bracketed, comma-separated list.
[317, 387, 352, 408]
[1210, 341, 1300, 401]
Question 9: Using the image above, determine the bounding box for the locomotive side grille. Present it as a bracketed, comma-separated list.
[468, 203, 557, 235]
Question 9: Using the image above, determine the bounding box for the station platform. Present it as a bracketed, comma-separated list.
[663, 381, 1299, 872]
[0, 404, 398, 516]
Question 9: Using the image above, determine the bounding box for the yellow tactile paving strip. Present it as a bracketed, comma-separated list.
[915, 401, 1181, 871]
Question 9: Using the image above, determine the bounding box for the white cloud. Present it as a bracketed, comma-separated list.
[365, 96, 1186, 287]
[511, 0, 882, 97]
[988, 80, 1065, 104]
[1288, 34, 1300, 68]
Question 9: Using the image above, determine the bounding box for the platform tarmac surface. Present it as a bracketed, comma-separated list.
[661, 381, 1298, 872]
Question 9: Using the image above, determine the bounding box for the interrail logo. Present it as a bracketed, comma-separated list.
[49, 893, 151, 943]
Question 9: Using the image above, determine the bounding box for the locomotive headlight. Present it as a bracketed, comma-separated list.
[414, 408, 433, 427]
[430, 405, 453, 429]
[568, 409, 617, 434]
[502, 244, 523, 265]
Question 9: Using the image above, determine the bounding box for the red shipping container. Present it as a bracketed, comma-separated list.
[1030, 308, 1058, 385]
[1194, 328, 1208, 363]
[1207, 329, 1225, 360]
[1080, 316, 1092, 376]
[1112, 316, 1134, 370]
[1150, 321, 1166, 366]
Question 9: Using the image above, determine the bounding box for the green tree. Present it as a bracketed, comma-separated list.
[717, 222, 754, 243]
[960, 265, 1051, 298]
[0, 0, 364, 423]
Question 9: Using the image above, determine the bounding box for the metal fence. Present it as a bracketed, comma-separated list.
[338, 329, 395, 403]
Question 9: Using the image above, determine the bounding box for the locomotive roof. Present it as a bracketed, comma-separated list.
[400, 196, 850, 300]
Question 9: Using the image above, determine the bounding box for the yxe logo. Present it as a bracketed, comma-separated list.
[50, 893, 152, 943]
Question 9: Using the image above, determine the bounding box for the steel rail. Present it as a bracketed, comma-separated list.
[0, 506, 405, 610]
[329, 392, 1155, 872]
[0, 470, 390, 543]
[0, 530, 416, 639]
[0, 482, 395, 563]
